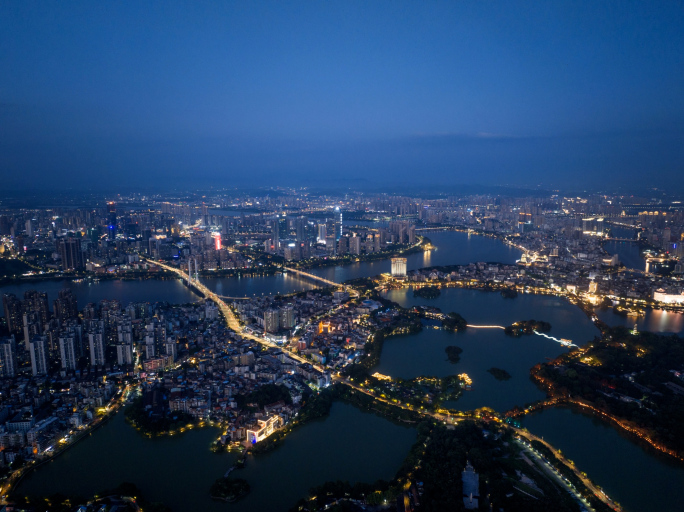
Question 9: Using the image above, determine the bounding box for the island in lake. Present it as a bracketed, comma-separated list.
[504, 319, 551, 337]
[210, 477, 250, 502]
[487, 367, 512, 380]
[413, 285, 441, 299]
[442, 312, 468, 332]
[445, 345, 463, 363]
[500, 288, 518, 299]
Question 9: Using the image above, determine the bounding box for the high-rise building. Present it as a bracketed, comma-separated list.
[279, 306, 295, 330]
[295, 216, 307, 242]
[30, 335, 49, 376]
[349, 236, 361, 255]
[0, 336, 17, 378]
[391, 257, 407, 277]
[24, 290, 49, 326]
[25, 219, 34, 237]
[264, 309, 280, 333]
[317, 224, 327, 244]
[116, 343, 133, 365]
[2, 294, 23, 334]
[22, 311, 42, 350]
[165, 339, 177, 361]
[107, 201, 117, 241]
[325, 235, 336, 255]
[88, 330, 106, 367]
[58, 237, 84, 270]
[54, 289, 78, 323]
[337, 236, 348, 255]
[271, 216, 280, 251]
[59, 334, 78, 371]
[145, 338, 156, 359]
[334, 206, 342, 241]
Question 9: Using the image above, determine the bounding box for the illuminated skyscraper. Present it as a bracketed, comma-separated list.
[272, 216, 280, 251]
[391, 257, 407, 277]
[334, 207, 342, 241]
[317, 224, 327, 244]
[107, 201, 117, 240]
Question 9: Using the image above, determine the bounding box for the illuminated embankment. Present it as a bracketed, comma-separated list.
[466, 324, 505, 329]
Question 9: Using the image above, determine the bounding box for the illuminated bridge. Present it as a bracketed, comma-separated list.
[283, 267, 360, 297]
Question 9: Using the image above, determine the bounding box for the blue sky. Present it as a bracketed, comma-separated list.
[1, 1, 683, 191]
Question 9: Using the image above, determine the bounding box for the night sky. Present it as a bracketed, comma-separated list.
[1, 1, 683, 191]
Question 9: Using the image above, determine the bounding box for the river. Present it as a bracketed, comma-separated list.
[377, 287, 600, 412]
[604, 241, 645, 271]
[522, 407, 684, 512]
[1, 231, 519, 310]
[309, 230, 522, 282]
[0, 278, 198, 313]
[16, 402, 415, 512]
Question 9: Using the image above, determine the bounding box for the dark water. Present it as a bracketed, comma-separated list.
[17, 402, 415, 512]
[311, 230, 522, 282]
[376, 288, 600, 412]
[595, 307, 684, 336]
[201, 273, 319, 298]
[0, 279, 198, 314]
[1, 232, 518, 308]
[608, 225, 638, 240]
[522, 407, 684, 512]
[604, 241, 645, 271]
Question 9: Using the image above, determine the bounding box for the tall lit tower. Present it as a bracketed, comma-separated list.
[272, 216, 280, 250]
[107, 202, 117, 241]
[334, 207, 342, 241]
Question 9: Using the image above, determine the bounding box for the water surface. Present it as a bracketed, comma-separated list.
[18, 402, 416, 512]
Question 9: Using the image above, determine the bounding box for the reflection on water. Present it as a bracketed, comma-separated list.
[203, 273, 318, 298]
[604, 241, 645, 271]
[596, 307, 684, 335]
[0, 279, 198, 313]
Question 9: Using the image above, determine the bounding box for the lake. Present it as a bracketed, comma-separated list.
[17, 402, 416, 512]
[376, 288, 600, 412]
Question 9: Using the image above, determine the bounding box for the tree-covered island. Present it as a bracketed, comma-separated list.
[504, 320, 551, 337]
[413, 285, 441, 299]
[445, 345, 463, 363]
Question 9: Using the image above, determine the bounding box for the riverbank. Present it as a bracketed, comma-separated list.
[0, 270, 179, 287]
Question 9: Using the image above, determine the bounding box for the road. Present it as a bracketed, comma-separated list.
[512, 427, 622, 511]
[516, 438, 596, 511]
[283, 266, 360, 298]
[142, 257, 312, 366]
